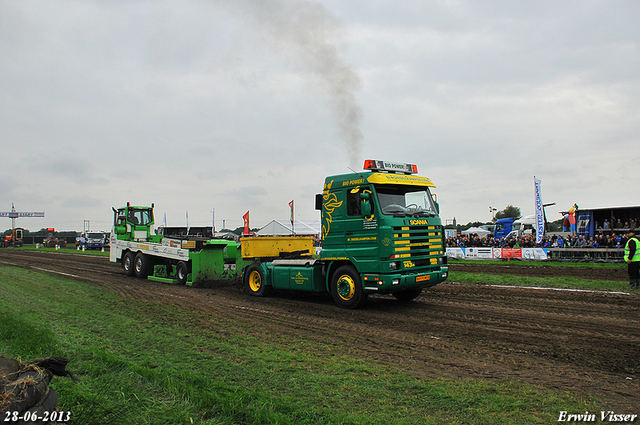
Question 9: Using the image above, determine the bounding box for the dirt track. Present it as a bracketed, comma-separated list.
[1, 250, 638, 411]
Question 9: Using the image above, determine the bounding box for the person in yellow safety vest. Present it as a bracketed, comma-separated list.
[624, 231, 640, 289]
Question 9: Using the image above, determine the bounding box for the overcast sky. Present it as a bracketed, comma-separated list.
[2, 0, 639, 233]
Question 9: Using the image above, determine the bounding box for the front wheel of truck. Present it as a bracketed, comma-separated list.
[331, 265, 368, 309]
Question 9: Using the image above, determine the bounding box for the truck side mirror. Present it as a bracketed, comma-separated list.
[315, 194, 323, 210]
[360, 192, 372, 217]
[432, 194, 440, 214]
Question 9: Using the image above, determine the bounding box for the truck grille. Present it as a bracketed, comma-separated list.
[393, 225, 444, 265]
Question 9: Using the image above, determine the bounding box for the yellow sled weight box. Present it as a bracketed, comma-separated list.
[241, 236, 315, 259]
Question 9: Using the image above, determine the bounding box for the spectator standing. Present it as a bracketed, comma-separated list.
[624, 231, 640, 289]
[576, 236, 587, 248]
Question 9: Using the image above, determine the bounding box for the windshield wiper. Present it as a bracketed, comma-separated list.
[382, 205, 408, 217]
[411, 211, 436, 217]
[404, 206, 435, 217]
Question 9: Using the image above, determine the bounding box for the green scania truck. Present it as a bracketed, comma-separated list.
[110, 159, 448, 308]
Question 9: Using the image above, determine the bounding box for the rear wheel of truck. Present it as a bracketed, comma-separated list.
[244, 263, 271, 296]
[176, 261, 190, 285]
[123, 252, 136, 277]
[134, 253, 152, 278]
[331, 265, 367, 309]
[393, 288, 423, 302]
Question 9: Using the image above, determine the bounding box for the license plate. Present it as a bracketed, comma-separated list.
[416, 275, 431, 282]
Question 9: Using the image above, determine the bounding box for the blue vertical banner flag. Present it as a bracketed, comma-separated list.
[534, 177, 544, 244]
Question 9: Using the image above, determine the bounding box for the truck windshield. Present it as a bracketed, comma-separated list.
[375, 185, 438, 217]
[87, 233, 103, 239]
[129, 209, 153, 226]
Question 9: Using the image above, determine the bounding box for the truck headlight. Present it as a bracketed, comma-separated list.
[389, 261, 400, 271]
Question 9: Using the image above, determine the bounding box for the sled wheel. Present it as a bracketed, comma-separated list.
[176, 261, 190, 285]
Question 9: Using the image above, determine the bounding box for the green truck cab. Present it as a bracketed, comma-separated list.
[112, 203, 160, 243]
[314, 159, 448, 307]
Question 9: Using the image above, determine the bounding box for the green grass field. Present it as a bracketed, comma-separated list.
[0, 264, 601, 424]
[449, 272, 629, 292]
[447, 259, 631, 292]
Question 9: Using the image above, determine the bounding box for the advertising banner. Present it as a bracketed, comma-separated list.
[534, 177, 544, 244]
[464, 247, 493, 259]
[446, 247, 548, 261]
[501, 248, 522, 258]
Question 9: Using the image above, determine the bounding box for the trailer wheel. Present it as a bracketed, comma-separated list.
[244, 263, 270, 296]
[393, 288, 423, 302]
[134, 253, 151, 278]
[176, 261, 190, 285]
[123, 252, 136, 276]
[331, 265, 367, 309]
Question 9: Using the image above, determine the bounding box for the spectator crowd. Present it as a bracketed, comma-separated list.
[447, 215, 640, 250]
[446, 232, 633, 249]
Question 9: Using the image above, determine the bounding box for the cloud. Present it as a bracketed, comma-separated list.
[1, 0, 638, 231]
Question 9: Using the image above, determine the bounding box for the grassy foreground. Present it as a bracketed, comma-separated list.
[0, 266, 598, 425]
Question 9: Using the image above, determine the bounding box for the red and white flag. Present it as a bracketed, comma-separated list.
[243, 211, 249, 235]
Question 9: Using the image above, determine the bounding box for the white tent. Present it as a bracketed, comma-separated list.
[257, 220, 321, 236]
[461, 227, 492, 237]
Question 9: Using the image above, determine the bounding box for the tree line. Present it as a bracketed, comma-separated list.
[447, 205, 563, 232]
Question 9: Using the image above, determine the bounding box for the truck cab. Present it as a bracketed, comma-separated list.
[494, 218, 515, 240]
[316, 159, 448, 307]
[513, 215, 536, 236]
[80, 231, 107, 249]
[112, 203, 160, 243]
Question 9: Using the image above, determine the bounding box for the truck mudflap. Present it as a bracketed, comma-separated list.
[362, 267, 449, 293]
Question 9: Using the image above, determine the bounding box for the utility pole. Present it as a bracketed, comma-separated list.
[489, 206, 497, 221]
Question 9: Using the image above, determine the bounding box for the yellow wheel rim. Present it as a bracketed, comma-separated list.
[336, 274, 356, 301]
[249, 270, 262, 292]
